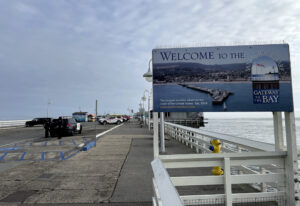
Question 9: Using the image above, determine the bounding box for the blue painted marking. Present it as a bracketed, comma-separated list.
[65, 150, 80, 160]
[29, 142, 32, 146]
[0, 153, 8, 160]
[82, 141, 96, 151]
[83, 138, 88, 143]
[44, 141, 48, 146]
[41, 152, 45, 160]
[0, 147, 20, 151]
[60, 152, 65, 160]
[19, 152, 26, 161]
[14, 143, 17, 146]
[59, 140, 62, 146]
[72, 139, 77, 146]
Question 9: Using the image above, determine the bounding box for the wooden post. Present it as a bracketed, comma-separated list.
[284, 112, 298, 205]
[160, 112, 165, 153]
[153, 112, 159, 158]
[224, 157, 232, 206]
[273, 112, 284, 151]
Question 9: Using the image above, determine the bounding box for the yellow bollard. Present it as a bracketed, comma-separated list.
[209, 139, 223, 175]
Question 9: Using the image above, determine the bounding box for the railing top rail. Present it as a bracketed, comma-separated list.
[165, 122, 275, 151]
[159, 151, 287, 162]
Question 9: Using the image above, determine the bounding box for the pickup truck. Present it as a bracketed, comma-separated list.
[25, 118, 52, 127]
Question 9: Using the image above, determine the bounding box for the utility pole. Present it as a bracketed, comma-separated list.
[95, 100, 98, 118]
[47, 99, 51, 117]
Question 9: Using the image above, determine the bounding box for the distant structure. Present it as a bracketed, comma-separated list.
[149, 111, 205, 128]
[72, 112, 88, 122]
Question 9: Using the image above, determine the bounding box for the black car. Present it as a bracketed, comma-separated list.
[25, 118, 52, 127]
[46, 117, 82, 138]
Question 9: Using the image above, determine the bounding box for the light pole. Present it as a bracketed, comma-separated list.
[47, 99, 51, 118]
[143, 58, 164, 156]
[141, 96, 146, 126]
[143, 89, 151, 130]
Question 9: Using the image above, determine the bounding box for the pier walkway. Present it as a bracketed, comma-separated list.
[0, 122, 257, 205]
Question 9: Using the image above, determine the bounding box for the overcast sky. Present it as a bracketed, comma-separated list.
[1, 0, 300, 120]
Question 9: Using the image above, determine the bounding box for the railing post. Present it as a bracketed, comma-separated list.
[260, 167, 267, 192]
[284, 112, 298, 206]
[224, 157, 232, 206]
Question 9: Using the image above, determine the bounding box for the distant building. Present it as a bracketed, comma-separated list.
[72, 112, 88, 122]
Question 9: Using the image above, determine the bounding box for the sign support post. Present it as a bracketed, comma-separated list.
[160, 112, 165, 153]
[273, 112, 284, 151]
[284, 112, 298, 206]
[153, 112, 159, 158]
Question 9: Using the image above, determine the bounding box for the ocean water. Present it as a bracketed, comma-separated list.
[200, 118, 300, 147]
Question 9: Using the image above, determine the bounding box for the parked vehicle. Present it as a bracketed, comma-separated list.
[26, 118, 52, 127]
[99, 116, 122, 125]
[122, 115, 130, 121]
[97, 116, 110, 124]
[45, 117, 82, 138]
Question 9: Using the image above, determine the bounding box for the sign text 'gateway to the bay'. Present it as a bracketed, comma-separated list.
[152, 44, 293, 112]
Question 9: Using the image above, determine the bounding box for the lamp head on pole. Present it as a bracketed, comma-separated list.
[143, 59, 153, 82]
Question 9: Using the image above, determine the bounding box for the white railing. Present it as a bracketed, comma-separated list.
[152, 121, 296, 206]
[0, 120, 28, 128]
[158, 152, 287, 206]
[165, 122, 275, 153]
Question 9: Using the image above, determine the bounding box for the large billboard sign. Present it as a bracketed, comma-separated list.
[152, 44, 293, 112]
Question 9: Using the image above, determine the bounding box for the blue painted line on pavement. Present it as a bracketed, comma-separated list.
[19, 152, 26, 161]
[0, 152, 8, 160]
[14, 143, 17, 146]
[29, 142, 32, 146]
[65, 150, 81, 160]
[0, 147, 20, 151]
[82, 141, 96, 151]
[44, 141, 48, 146]
[41, 152, 45, 160]
[59, 140, 62, 146]
[72, 139, 77, 146]
[60, 152, 65, 160]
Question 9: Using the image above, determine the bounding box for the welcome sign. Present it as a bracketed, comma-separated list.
[152, 44, 293, 112]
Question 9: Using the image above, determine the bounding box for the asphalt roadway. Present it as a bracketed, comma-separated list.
[0, 121, 154, 205]
[0, 122, 113, 173]
[0, 121, 259, 205]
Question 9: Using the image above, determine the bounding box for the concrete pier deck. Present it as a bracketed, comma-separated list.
[0, 121, 257, 205]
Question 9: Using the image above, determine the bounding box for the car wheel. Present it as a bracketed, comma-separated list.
[70, 130, 74, 136]
[79, 126, 82, 134]
[103, 121, 107, 125]
[117, 121, 121, 125]
[50, 132, 55, 137]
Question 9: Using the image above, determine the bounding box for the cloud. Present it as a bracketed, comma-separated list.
[0, 0, 300, 119]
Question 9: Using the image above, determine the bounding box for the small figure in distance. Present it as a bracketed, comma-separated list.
[44, 121, 50, 138]
[57, 117, 63, 139]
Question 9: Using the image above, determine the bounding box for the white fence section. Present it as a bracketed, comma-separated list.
[165, 122, 275, 153]
[157, 152, 287, 205]
[151, 112, 299, 206]
[0, 120, 28, 128]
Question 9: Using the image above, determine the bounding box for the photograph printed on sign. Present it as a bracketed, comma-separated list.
[152, 44, 293, 112]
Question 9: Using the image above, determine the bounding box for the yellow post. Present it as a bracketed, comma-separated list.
[209, 139, 223, 175]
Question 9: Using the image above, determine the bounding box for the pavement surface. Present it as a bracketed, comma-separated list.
[0, 121, 154, 205]
[0, 121, 259, 206]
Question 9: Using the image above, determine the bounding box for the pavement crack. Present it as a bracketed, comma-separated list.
[109, 137, 133, 202]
